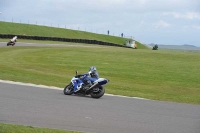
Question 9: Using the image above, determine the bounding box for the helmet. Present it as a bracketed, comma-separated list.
[89, 66, 96, 73]
[89, 66, 99, 78]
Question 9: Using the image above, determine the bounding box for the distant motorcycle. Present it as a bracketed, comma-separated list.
[64, 71, 109, 98]
[152, 44, 158, 50]
[7, 36, 17, 46]
[7, 41, 16, 46]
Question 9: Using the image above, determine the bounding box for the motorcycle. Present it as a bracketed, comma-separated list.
[63, 71, 109, 98]
[7, 36, 17, 46]
[7, 40, 16, 46]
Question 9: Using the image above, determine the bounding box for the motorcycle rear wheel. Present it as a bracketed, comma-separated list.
[63, 83, 74, 95]
[90, 86, 105, 99]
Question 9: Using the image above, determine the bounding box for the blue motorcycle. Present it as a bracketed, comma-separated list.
[63, 71, 109, 98]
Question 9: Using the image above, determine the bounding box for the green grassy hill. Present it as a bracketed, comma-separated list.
[0, 21, 147, 49]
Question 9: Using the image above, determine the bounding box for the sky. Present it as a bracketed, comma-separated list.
[0, 0, 200, 46]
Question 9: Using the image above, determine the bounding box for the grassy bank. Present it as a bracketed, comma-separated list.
[0, 45, 199, 104]
[0, 123, 79, 133]
[0, 21, 147, 49]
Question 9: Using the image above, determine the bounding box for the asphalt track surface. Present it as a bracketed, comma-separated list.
[0, 42, 107, 48]
[0, 42, 200, 133]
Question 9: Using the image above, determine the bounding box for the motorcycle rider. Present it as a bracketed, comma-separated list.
[7, 36, 17, 46]
[10, 36, 17, 42]
[89, 66, 99, 79]
[84, 66, 99, 86]
[74, 66, 99, 93]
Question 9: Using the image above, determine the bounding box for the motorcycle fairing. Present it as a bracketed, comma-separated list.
[71, 77, 83, 92]
[94, 78, 109, 86]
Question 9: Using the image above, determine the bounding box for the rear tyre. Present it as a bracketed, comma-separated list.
[7, 43, 10, 46]
[90, 86, 105, 99]
[63, 83, 74, 95]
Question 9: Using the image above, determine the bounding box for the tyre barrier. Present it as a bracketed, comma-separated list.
[0, 34, 128, 48]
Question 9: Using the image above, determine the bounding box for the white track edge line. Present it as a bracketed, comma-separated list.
[0, 79, 148, 100]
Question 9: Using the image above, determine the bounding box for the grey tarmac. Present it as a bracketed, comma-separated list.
[0, 82, 199, 133]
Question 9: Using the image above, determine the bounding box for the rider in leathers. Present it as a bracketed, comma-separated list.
[84, 66, 99, 87]
[74, 66, 99, 93]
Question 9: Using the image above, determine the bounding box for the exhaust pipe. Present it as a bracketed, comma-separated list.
[85, 82, 98, 92]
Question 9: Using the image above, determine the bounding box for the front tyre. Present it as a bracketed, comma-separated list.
[90, 86, 105, 99]
[63, 83, 74, 95]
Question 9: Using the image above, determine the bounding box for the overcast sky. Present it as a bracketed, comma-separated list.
[0, 0, 200, 46]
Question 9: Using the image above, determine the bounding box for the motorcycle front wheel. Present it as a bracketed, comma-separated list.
[63, 83, 74, 95]
[90, 86, 105, 99]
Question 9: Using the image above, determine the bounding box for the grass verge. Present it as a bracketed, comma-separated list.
[0, 123, 79, 133]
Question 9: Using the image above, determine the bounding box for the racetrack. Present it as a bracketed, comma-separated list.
[0, 42, 108, 48]
[0, 81, 200, 133]
[0, 42, 200, 133]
